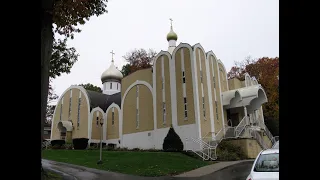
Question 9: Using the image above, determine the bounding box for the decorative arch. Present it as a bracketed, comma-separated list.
[105, 103, 121, 142]
[152, 51, 172, 130]
[217, 59, 229, 91]
[172, 42, 202, 141]
[251, 76, 259, 85]
[120, 80, 153, 147]
[50, 85, 91, 140]
[244, 73, 252, 87]
[89, 107, 106, 141]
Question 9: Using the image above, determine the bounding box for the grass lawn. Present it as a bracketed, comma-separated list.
[43, 150, 213, 176]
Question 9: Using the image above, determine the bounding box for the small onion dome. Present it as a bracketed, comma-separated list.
[101, 63, 123, 83]
[166, 27, 178, 41]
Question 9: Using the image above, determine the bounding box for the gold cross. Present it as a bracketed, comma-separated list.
[110, 50, 115, 62]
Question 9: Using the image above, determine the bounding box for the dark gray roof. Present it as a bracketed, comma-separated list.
[86, 90, 121, 112]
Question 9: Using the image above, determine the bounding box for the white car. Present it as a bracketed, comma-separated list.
[246, 148, 279, 180]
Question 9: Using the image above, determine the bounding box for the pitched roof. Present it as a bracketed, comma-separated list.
[86, 90, 121, 112]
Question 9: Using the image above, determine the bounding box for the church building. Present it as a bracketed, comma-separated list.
[50, 21, 274, 158]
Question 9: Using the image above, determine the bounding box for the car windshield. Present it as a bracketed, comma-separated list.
[272, 141, 279, 149]
[254, 153, 279, 172]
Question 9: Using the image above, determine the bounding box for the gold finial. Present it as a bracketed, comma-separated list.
[110, 50, 115, 63]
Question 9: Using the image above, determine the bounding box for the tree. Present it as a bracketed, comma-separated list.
[78, 83, 102, 93]
[162, 125, 184, 152]
[41, 0, 108, 177]
[50, 37, 79, 78]
[46, 80, 59, 123]
[121, 48, 157, 77]
[227, 56, 279, 135]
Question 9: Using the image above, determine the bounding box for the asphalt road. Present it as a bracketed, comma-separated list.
[198, 161, 254, 180]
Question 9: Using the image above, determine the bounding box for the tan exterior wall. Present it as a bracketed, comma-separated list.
[229, 139, 263, 159]
[155, 55, 172, 128]
[195, 48, 211, 137]
[107, 107, 119, 139]
[228, 78, 242, 90]
[262, 133, 273, 148]
[218, 63, 228, 92]
[91, 110, 104, 140]
[121, 68, 152, 99]
[210, 55, 223, 133]
[122, 85, 154, 134]
[51, 88, 89, 140]
[175, 47, 196, 126]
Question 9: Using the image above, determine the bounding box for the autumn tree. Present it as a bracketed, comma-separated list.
[121, 48, 157, 77]
[41, 0, 108, 176]
[78, 83, 102, 93]
[227, 56, 279, 136]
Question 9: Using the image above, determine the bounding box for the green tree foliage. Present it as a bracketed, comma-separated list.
[50, 37, 79, 78]
[121, 48, 157, 77]
[78, 83, 102, 93]
[162, 126, 184, 152]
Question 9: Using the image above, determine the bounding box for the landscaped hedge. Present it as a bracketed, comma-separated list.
[50, 140, 65, 147]
[162, 126, 184, 152]
[73, 138, 89, 150]
[216, 140, 247, 161]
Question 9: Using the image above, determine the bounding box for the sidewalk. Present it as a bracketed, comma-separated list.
[42, 159, 254, 179]
[174, 159, 254, 177]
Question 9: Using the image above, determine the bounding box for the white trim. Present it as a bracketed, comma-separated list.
[120, 80, 153, 147]
[50, 86, 90, 140]
[105, 103, 121, 142]
[89, 107, 105, 143]
[216, 59, 226, 134]
[206, 51, 217, 138]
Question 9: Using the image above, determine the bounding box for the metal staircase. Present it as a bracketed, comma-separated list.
[185, 116, 277, 161]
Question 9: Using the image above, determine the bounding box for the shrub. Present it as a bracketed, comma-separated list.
[73, 138, 89, 150]
[216, 140, 247, 161]
[162, 126, 184, 152]
[50, 140, 65, 147]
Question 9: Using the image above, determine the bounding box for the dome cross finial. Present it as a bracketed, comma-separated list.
[110, 50, 115, 63]
[169, 18, 173, 28]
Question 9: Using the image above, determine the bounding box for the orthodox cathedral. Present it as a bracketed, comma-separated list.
[50, 20, 273, 158]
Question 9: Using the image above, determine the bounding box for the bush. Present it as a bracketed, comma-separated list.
[216, 140, 247, 161]
[162, 126, 184, 152]
[73, 138, 89, 150]
[90, 142, 106, 148]
[50, 140, 65, 147]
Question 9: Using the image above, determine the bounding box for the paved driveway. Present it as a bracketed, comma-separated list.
[199, 161, 254, 180]
[43, 159, 253, 180]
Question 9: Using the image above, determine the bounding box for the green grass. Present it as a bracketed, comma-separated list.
[43, 150, 212, 176]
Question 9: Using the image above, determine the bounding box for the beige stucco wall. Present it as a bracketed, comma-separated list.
[209, 55, 223, 133]
[175, 47, 196, 126]
[155, 55, 172, 128]
[107, 107, 119, 139]
[228, 78, 242, 90]
[218, 63, 228, 92]
[121, 68, 152, 99]
[195, 48, 212, 137]
[229, 138, 263, 159]
[51, 88, 89, 140]
[122, 84, 154, 134]
[91, 110, 104, 140]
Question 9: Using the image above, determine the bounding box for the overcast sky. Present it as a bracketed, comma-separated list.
[51, 0, 279, 103]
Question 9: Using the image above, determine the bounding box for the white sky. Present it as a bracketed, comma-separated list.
[51, 0, 279, 103]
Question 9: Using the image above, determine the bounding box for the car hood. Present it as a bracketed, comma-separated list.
[250, 172, 279, 180]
